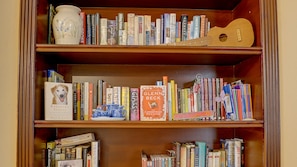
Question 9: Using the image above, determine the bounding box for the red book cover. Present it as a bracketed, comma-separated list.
[140, 85, 167, 121]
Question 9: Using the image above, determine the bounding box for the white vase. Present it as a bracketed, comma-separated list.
[52, 5, 82, 44]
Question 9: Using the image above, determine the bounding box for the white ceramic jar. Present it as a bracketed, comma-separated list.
[52, 5, 82, 44]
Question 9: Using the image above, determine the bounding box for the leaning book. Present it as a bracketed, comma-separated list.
[44, 82, 73, 120]
[140, 85, 167, 121]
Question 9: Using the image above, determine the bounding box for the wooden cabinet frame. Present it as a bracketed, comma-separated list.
[17, 0, 280, 166]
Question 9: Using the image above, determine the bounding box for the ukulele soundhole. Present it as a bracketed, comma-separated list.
[219, 33, 228, 42]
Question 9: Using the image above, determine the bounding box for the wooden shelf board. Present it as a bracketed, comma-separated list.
[34, 120, 264, 128]
[36, 44, 262, 65]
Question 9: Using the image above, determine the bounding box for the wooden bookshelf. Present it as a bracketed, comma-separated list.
[18, 0, 280, 166]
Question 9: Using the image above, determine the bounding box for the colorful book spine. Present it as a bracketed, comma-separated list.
[130, 87, 140, 121]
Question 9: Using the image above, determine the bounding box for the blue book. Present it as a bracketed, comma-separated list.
[223, 84, 236, 120]
[195, 141, 206, 167]
[193, 15, 201, 39]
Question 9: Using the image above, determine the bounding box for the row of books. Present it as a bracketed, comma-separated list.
[48, 4, 210, 46]
[43, 69, 253, 121]
[142, 138, 244, 167]
[44, 133, 100, 167]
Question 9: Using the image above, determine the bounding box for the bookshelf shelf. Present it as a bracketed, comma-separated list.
[36, 44, 261, 65]
[34, 120, 264, 128]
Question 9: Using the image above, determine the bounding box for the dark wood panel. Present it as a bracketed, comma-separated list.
[50, 0, 241, 9]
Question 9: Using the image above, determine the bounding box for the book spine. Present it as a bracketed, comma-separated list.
[113, 86, 121, 105]
[55, 133, 95, 147]
[100, 18, 108, 45]
[84, 82, 89, 120]
[155, 18, 161, 45]
[193, 15, 200, 39]
[73, 83, 77, 120]
[134, 15, 139, 45]
[122, 86, 130, 120]
[47, 4, 56, 44]
[130, 87, 140, 121]
[106, 87, 113, 105]
[169, 13, 176, 43]
[181, 14, 188, 41]
[91, 14, 96, 45]
[95, 13, 100, 45]
[86, 14, 92, 44]
[80, 12, 87, 44]
[144, 15, 151, 45]
[91, 141, 101, 167]
[127, 13, 135, 45]
[77, 83, 81, 120]
[164, 13, 170, 44]
[89, 82, 93, 120]
[118, 13, 125, 45]
[107, 20, 117, 45]
[200, 15, 206, 38]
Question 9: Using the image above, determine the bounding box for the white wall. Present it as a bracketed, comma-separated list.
[0, 0, 19, 167]
[0, 0, 295, 166]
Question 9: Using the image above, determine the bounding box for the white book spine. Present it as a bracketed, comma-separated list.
[118, 13, 124, 45]
[127, 13, 135, 45]
[169, 13, 176, 43]
[156, 18, 161, 45]
[100, 18, 108, 45]
[134, 15, 139, 45]
[91, 141, 101, 167]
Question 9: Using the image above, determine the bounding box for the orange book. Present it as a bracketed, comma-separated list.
[140, 85, 167, 121]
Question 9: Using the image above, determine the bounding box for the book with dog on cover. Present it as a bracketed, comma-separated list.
[44, 82, 73, 120]
[140, 85, 167, 121]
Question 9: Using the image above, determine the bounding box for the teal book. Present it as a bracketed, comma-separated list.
[195, 141, 207, 167]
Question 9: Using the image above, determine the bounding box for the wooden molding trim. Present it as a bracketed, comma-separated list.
[261, 0, 280, 166]
[18, 0, 36, 166]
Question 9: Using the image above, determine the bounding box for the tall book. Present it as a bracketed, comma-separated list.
[163, 13, 170, 44]
[169, 13, 176, 43]
[47, 4, 56, 44]
[127, 13, 135, 45]
[138, 15, 145, 45]
[100, 18, 108, 45]
[91, 140, 101, 167]
[122, 86, 130, 120]
[79, 11, 87, 44]
[195, 141, 207, 167]
[130, 87, 140, 121]
[44, 82, 73, 120]
[107, 19, 117, 45]
[144, 15, 151, 45]
[140, 85, 167, 121]
[180, 14, 188, 41]
[155, 18, 161, 45]
[118, 13, 125, 45]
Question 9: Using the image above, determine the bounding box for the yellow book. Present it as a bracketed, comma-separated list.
[121, 86, 130, 120]
[170, 80, 176, 117]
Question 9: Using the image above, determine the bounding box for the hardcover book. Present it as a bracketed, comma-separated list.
[140, 85, 167, 121]
[44, 82, 73, 120]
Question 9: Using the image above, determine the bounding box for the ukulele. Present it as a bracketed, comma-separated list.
[166, 18, 254, 47]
